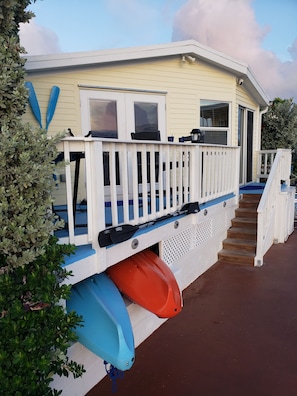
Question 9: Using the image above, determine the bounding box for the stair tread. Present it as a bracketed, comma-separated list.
[239, 203, 259, 208]
[223, 238, 256, 246]
[228, 227, 257, 234]
[219, 249, 255, 258]
[241, 193, 262, 199]
[232, 217, 257, 224]
[235, 213, 257, 220]
[236, 207, 257, 213]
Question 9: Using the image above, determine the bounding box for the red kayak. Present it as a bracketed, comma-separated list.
[107, 249, 182, 318]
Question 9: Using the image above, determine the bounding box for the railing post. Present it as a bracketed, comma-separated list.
[63, 140, 75, 243]
[234, 147, 240, 205]
[86, 140, 106, 249]
[189, 145, 201, 203]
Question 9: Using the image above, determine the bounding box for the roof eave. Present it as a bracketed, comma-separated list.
[24, 40, 270, 107]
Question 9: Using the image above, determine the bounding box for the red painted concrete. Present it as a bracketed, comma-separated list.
[87, 230, 297, 396]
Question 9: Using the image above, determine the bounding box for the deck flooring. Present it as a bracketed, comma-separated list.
[87, 228, 297, 396]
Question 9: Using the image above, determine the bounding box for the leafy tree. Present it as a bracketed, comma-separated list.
[261, 98, 297, 172]
[0, 0, 59, 268]
[0, 1, 85, 394]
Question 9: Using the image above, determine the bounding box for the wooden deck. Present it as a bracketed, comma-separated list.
[88, 228, 297, 396]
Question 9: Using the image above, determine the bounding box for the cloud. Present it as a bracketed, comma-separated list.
[172, 0, 297, 100]
[288, 38, 297, 61]
[19, 19, 61, 56]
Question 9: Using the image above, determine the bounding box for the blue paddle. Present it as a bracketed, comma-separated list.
[46, 86, 60, 130]
[25, 81, 42, 128]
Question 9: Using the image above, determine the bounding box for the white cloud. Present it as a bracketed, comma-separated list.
[288, 38, 297, 61]
[19, 19, 61, 56]
[172, 0, 297, 100]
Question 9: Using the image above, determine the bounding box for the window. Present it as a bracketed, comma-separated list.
[200, 100, 230, 145]
[80, 90, 166, 140]
[134, 102, 158, 132]
[90, 99, 118, 138]
[80, 90, 166, 197]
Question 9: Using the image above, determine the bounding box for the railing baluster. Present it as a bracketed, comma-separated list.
[171, 147, 177, 209]
[140, 144, 149, 221]
[109, 143, 118, 225]
[183, 148, 189, 203]
[177, 146, 183, 206]
[63, 141, 75, 243]
[119, 143, 130, 224]
[130, 144, 139, 224]
[158, 145, 165, 215]
[164, 145, 171, 211]
[149, 143, 157, 217]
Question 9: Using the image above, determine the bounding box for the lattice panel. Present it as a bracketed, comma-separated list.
[162, 207, 235, 266]
[162, 226, 196, 266]
[212, 212, 227, 236]
[225, 208, 235, 227]
[194, 218, 213, 245]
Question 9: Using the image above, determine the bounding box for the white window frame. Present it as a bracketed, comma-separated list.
[80, 90, 126, 138]
[80, 90, 166, 141]
[199, 99, 231, 145]
[126, 93, 166, 141]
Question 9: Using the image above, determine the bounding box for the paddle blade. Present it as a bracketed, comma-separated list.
[98, 228, 113, 247]
[98, 224, 139, 247]
[25, 81, 42, 128]
[180, 201, 200, 214]
[46, 86, 60, 130]
[110, 224, 139, 244]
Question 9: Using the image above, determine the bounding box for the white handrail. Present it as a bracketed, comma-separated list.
[256, 150, 277, 181]
[255, 149, 292, 266]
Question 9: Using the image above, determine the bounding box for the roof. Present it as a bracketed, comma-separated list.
[24, 40, 269, 108]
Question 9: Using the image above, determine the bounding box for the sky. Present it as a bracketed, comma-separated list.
[19, 0, 297, 101]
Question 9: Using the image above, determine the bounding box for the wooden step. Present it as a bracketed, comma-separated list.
[235, 207, 258, 219]
[231, 217, 257, 229]
[239, 200, 259, 209]
[239, 194, 261, 209]
[217, 192, 261, 266]
[241, 193, 262, 201]
[227, 227, 257, 241]
[222, 238, 256, 253]
[218, 249, 255, 265]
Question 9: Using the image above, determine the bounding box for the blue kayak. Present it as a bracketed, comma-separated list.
[67, 273, 135, 371]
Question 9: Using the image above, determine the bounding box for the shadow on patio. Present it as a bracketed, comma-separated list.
[88, 229, 297, 396]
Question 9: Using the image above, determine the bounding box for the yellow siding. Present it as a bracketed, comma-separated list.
[24, 57, 237, 140]
[24, 56, 264, 182]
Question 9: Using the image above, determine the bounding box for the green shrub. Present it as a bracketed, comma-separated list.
[0, 236, 85, 396]
[0, 3, 85, 394]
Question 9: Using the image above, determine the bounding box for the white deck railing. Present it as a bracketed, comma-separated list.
[256, 150, 278, 181]
[55, 138, 240, 247]
[255, 148, 294, 266]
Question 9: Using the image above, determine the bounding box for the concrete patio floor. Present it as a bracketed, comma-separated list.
[87, 229, 297, 396]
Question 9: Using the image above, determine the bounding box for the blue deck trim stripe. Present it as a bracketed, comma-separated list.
[106, 193, 236, 245]
[62, 244, 96, 267]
